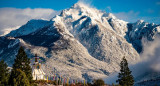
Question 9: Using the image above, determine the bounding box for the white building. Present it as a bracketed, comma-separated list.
[32, 54, 46, 80]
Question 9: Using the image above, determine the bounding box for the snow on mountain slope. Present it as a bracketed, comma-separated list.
[7, 19, 52, 37]
[107, 16, 128, 37]
[1, 2, 140, 81]
[0, 36, 20, 66]
[41, 36, 117, 81]
[0, 21, 118, 81]
[126, 20, 160, 53]
[54, 2, 140, 64]
[60, 2, 104, 21]
[1, 2, 160, 83]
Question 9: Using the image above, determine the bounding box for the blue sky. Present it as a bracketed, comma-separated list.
[0, 0, 160, 35]
[0, 0, 160, 23]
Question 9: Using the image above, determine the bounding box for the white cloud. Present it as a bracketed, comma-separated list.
[141, 36, 160, 72]
[0, 26, 21, 36]
[130, 36, 160, 79]
[105, 36, 160, 83]
[77, 0, 93, 6]
[0, 8, 60, 35]
[113, 11, 140, 23]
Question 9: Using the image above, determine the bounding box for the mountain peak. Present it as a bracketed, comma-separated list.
[106, 13, 117, 19]
[135, 20, 149, 26]
[137, 20, 144, 23]
[60, 2, 104, 21]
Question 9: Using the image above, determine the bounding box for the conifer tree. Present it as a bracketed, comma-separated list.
[0, 60, 10, 86]
[9, 46, 32, 84]
[116, 57, 134, 86]
[10, 69, 30, 86]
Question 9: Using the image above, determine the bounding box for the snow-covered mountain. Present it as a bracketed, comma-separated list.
[0, 2, 160, 83]
[126, 20, 160, 53]
[7, 19, 52, 37]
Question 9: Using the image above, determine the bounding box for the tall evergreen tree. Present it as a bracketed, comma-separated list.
[116, 57, 134, 86]
[0, 60, 10, 86]
[9, 46, 32, 84]
[10, 69, 30, 86]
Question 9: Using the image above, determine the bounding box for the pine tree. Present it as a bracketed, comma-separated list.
[0, 60, 10, 86]
[9, 46, 32, 84]
[116, 57, 134, 86]
[10, 69, 30, 86]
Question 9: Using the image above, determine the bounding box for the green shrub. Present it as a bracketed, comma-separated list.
[92, 79, 105, 86]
